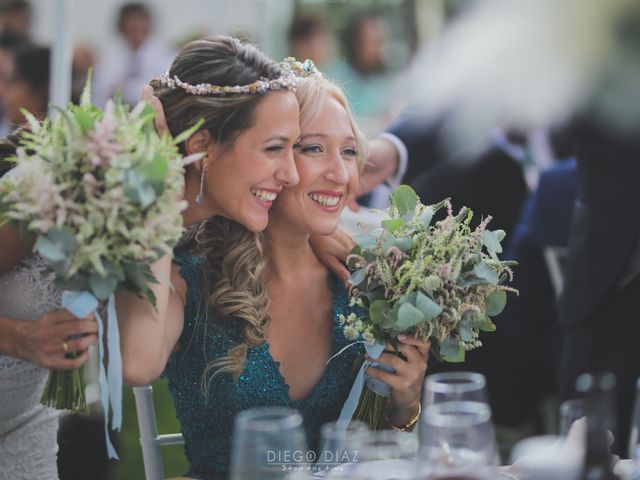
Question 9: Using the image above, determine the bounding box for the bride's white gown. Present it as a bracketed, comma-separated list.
[0, 256, 62, 480]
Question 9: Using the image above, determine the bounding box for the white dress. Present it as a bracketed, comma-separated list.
[0, 256, 62, 480]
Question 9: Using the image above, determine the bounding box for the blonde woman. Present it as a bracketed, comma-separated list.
[159, 72, 428, 479]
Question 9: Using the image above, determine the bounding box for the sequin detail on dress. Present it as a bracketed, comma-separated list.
[163, 252, 363, 480]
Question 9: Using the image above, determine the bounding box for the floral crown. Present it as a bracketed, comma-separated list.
[157, 58, 320, 97]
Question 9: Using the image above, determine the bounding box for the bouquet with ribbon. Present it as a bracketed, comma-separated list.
[337, 185, 517, 429]
[0, 79, 200, 457]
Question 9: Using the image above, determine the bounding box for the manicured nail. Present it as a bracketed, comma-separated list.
[398, 334, 407, 341]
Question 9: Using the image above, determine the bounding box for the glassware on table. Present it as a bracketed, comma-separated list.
[416, 401, 496, 480]
[630, 377, 640, 461]
[230, 406, 309, 480]
[422, 372, 488, 407]
[356, 429, 419, 463]
[559, 398, 586, 436]
[318, 420, 370, 469]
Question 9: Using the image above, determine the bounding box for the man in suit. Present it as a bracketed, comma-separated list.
[558, 117, 640, 454]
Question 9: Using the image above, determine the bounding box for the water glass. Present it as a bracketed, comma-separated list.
[318, 420, 370, 468]
[559, 398, 585, 436]
[416, 401, 496, 480]
[629, 377, 640, 460]
[356, 429, 419, 462]
[423, 372, 488, 407]
[230, 406, 309, 480]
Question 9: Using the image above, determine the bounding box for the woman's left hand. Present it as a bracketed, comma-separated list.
[365, 334, 430, 425]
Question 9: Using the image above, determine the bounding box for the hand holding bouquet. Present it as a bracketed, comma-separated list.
[338, 185, 517, 429]
[0, 80, 200, 457]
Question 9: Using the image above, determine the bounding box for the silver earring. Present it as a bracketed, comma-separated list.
[195, 167, 205, 205]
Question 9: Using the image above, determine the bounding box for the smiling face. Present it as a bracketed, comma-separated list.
[200, 90, 301, 233]
[269, 94, 360, 236]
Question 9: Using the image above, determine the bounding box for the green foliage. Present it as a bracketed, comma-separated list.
[342, 185, 517, 363]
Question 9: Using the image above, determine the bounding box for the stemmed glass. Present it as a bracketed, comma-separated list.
[558, 399, 585, 436]
[423, 372, 488, 406]
[416, 401, 496, 480]
[230, 406, 309, 480]
[629, 377, 640, 460]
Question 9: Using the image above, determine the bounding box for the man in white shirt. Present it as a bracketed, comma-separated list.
[93, 2, 175, 107]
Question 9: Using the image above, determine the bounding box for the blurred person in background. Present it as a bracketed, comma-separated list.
[0, 31, 30, 136]
[326, 12, 394, 135]
[0, 0, 31, 36]
[70, 43, 95, 104]
[287, 11, 336, 70]
[93, 2, 174, 107]
[2, 44, 49, 129]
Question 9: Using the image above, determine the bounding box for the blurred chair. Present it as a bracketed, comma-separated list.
[133, 385, 184, 480]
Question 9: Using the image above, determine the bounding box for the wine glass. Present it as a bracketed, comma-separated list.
[423, 372, 488, 407]
[629, 377, 640, 460]
[318, 421, 370, 470]
[416, 401, 496, 480]
[230, 406, 309, 480]
[356, 429, 419, 462]
[559, 398, 585, 436]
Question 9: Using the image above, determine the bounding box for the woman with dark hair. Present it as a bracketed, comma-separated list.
[2, 44, 49, 128]
[119, 42, 428, 475]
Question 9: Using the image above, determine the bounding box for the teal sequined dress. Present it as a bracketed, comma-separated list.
[163, 252, 364, 480]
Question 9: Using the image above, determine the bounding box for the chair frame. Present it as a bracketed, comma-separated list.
[133, 385, 184, 480]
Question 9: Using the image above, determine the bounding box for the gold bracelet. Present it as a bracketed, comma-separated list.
[389, 403, 421, 432]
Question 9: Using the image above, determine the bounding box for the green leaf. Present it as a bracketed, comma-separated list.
[460, 322, 474, 342]
[485, 290, 507, 316]
[380, 230, 396, 253]
[369, 299, 393, 326]
[479, 319, 497, 332]
[393, 185, 418, 217]
[419, 207, 434, 227]
[443, 345, 466, 363]
[73, 108, 96, 133]
[173, 117, 205, 145]
[382, 218, 404, 232]
[89, 273, 118, 300]
[440, 337, 462, 358]
[483, 230, 505, 254]
[348, 268, 365, 286]
[396, 303, 425, 330]
[125, 171, 156, 207]
[394, 237, 414, 252]
[353, 233, 376, 249]
[472, 262, 499, 285]
[34, 228, 78, 263]
[415, 291, 443, 320]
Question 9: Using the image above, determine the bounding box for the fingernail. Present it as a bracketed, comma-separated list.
[398, 334, 407, 341]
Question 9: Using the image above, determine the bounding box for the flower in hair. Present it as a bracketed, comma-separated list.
[157, 71, 298, 96]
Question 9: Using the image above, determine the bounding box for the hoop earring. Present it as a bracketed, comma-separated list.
[195, 166, 205, 205]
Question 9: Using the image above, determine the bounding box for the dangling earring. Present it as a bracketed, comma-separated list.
[195, 165, 205, 205]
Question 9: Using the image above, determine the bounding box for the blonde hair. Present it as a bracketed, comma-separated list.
[295, 75, 368, 172]
[191, 72, 368, 385]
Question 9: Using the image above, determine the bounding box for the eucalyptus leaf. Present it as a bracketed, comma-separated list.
[348, 268, 366, 287]
[353, 233, 376, 249]
[479, 319, 497, 332]
[369, 299, 392, 326]
[89, 273, 118, 300]
[485, 290, 507, 316]
[460, 322, 474, 342]
[394, 185, 418, 217]
[416, 291, 443, 320]
[419, 207, 434, 228]
[394, 237, 414, 252]
[382, 218, 404, 232]
[483, 230, 504, 254]
[440, 337, 461, 358]
[34, 235, 67, 262]
[443, 345, 466, 363]
[469, 262, 499, 285]
[396, 303, 425, 330]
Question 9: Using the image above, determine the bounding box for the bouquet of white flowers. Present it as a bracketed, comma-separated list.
[338, 185, 517, 429]
[0, 80, 200, 457]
